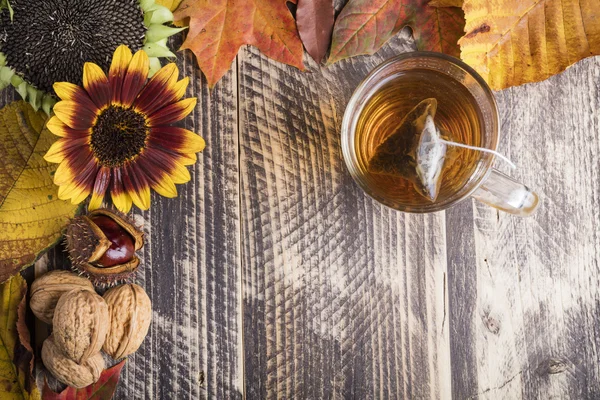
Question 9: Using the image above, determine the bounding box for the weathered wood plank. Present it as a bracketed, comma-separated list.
[238, 30, 452, 399]
[446, 56, 600, 399]
[115, 47, 243, 399]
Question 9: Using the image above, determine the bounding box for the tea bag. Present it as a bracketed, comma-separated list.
[368, 98, 456, 201]
[368, 98, 516, 202]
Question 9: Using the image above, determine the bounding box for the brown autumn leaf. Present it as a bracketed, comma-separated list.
[429, 0, 463, 7]
[328, 0, 465, 64]
[174, 0, 305, 87]
[42, 360, 126, 400]
[296, 0, 335, 63]
[459, 0, 600, 90]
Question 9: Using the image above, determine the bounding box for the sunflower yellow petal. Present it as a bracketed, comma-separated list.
[83, 62, 111, 107]
[83, 62, 108, 89]
[53, 82, 79, 101]
[128, 50, 150, 79]
[70, 185, 92, 204]
[182, 130, 205, 153]
[128, 185, 151, 210]
[46, 116, 69, 137]
[54, 162, 75, 185]
[58, 182, 88, 202]
[179, 153, 197, 166]
[172, 77, 189, 100]
[44, 139, 67, 163]
[111, 191, 133, 213]
[151, 174, 177, 198]
[110, 45, 133, 78]
[88, 192, 104, 210]
[53, 100, 97, 130]
[169, 160, 191, 184]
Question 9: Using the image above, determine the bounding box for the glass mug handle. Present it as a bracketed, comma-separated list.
[471, 169, 539, 216]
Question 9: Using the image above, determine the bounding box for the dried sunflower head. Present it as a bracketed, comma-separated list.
[43, 44, 204, 213]
[0, 0, 183, 113]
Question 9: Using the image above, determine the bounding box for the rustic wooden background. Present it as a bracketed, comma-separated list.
[3, 25, 600, 399]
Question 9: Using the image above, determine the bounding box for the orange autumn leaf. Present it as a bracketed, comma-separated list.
[174, 0, 305, 87]
[459, 0, 600, 90]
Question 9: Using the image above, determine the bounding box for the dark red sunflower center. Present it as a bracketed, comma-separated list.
[91, 106, 148, 167]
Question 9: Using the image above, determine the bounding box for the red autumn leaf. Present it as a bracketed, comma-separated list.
[42, 360, 126, 400]
[174, 0, 305, 87]
[327, 0, 465, 64]
[296, 0, 335, 63]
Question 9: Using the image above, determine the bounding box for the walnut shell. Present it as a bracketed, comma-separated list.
[30, 270, 94, 324]
[42, 335, 104, 389]
[53, 289, 109, 364]
[103, 284, 152, 359]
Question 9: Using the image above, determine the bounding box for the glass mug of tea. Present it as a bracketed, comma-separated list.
[341, 51, 539, 216]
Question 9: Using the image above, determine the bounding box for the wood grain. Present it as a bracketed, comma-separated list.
[238, 29, 452, 399]
[445, 56, 600, 399]
[112, 44, 243, 399]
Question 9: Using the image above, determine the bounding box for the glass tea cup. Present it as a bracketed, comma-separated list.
[341, 51, 539, 216]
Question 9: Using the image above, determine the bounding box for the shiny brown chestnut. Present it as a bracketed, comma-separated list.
[66, 209, 144, 288]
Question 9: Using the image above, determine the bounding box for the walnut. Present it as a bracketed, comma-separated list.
[53, 289, 109, 364]
[42, 335, 104, 389]
[30, 270, 94, 324]
[103, 284, 152, 359]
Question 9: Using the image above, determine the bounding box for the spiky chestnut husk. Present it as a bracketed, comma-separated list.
[0, 0, 185, 114]
[66, 209, 144, 288]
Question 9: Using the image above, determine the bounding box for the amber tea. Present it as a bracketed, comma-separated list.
[342, 52, 538, 215]
[354, 68, 484, 209]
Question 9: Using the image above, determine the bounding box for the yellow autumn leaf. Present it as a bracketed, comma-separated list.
[154, 0, 182, 11]
[459, 0, 600, 90]
[0, 274, 41, 400]
[0, 101, 79, 283]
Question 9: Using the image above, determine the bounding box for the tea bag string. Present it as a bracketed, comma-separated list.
[437, 138, 516, 169]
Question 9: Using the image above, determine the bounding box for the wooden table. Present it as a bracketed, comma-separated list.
[6, 28, 600, 399]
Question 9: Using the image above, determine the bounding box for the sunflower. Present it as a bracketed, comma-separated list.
[44, 45, 205, 213]
[0, 0, 183, 114]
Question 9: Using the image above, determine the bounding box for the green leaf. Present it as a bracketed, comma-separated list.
[42, 361, 126, 400]
[0, 274, 41, 400]
[0, 101, 80, 283]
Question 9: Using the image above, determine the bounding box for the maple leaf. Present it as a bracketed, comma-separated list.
[328, 0, 465, 64]
[174, 0, 305, 87]
[459, 0, 600, 90]
[42, 360, 126, 400]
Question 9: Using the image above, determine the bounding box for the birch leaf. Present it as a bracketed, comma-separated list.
[0, 101, 79, 283]
[459, 0, 600, 89]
